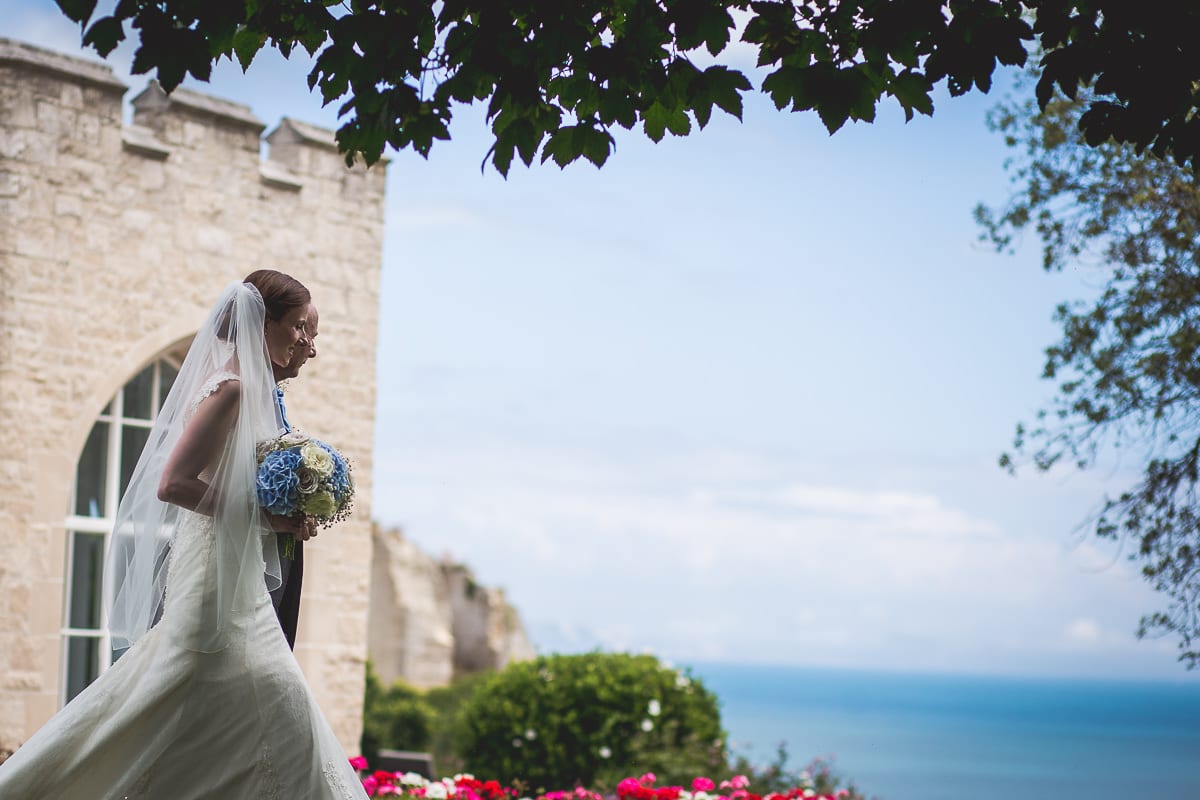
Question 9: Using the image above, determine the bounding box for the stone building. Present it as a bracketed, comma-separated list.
[0, 38, 387, 753]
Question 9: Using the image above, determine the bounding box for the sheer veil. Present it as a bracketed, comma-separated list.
[105, 281, 284, 653]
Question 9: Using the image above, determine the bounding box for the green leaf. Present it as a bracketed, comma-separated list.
[699, 7, 734, 56]
[233, 27, 267, 72]
[576, 125, 614, 167]
[703, 65, 750, 121]
[889, 70, 934, 121]
[643, 101, 669, 142]
[761, 65, 807, 112]
[55, 0, 97, 25]
[81, 16, 125, 57]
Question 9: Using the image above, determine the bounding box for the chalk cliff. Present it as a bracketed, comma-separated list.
[368, 524, 536, 688]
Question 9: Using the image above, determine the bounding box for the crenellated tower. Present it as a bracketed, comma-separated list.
[0, 37, 386, 754]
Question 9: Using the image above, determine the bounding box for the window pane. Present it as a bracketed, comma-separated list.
[158, 360, 179, 411]
[65, 636, 100, 703]
[120, 426, 151, 499]
[123, 363, 154, 420]
[68, 532, 104, 629]
[73, 422, 108, 518]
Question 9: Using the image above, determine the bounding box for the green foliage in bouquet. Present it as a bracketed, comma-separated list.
[361, 663, 435, 767]
[456, 653, 726, 791]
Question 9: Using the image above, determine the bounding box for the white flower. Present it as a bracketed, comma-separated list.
[675, 674, 691, 688]
[640, 719, 654, 732]
[525, 728, 537, 740]
[427, 784, 448, 800]
[647, 699, 661, 717]
[401, 773, 427, 786]
[802, 791, 815, 798]
[598, 746, 612, 759]
[300, 440, 334, 477]
[512, 738, 523, 748]
[454, 774, 476, 782]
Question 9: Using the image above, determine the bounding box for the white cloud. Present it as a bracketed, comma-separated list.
[373, 435, 1177, 677]
[1064, 617, 1102, 644]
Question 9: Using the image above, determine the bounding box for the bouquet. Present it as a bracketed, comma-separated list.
[256, 431, 355, 556]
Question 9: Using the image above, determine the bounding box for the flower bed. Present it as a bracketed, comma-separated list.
[348, 761, 854, 800]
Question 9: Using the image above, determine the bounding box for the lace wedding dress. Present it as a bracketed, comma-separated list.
[0, 372, 368, 798]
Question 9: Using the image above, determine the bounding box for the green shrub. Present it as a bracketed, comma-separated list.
[422, 670, 494, 777]
[361, 663, 436, 766]
[457, 652, 726, 791]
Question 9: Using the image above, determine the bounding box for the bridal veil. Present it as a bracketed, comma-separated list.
[105, 280, 285, 653]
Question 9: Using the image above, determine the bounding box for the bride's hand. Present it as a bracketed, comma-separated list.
[264, 511, 318, 542]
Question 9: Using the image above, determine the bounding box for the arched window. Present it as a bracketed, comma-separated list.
[61, 349, 185, 704]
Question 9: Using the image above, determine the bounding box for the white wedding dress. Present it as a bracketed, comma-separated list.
[0, 374, 368, 800]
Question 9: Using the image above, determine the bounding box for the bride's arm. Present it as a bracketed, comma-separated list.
[157, 380, 240, 514]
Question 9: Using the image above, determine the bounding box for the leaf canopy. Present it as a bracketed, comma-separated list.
[53, 1, 1200, 174]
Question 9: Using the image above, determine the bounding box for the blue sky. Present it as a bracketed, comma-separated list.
[8, 2, 1191, 680]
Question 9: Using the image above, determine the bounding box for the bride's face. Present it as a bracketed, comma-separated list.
[264, 305, 309, 370]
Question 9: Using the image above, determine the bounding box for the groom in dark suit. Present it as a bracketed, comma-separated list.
[269, 304, 319, 649]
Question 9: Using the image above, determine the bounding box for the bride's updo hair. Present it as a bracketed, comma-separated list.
[243, 269, 311, 321]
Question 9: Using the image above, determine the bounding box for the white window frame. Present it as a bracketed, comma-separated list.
[60, 355, 181, 705]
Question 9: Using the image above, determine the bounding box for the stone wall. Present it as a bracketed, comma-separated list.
[0, 38, 387, 752]
[369, 525, 536, 688]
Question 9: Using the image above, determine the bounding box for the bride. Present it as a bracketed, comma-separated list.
[0, 272, 367, 799]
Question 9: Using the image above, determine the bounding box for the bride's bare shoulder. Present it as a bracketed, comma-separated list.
[190, 371, 242, 416]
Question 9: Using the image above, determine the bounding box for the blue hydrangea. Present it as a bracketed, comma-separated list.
[316, 440, 352, 499]
[256, 447, 302, 515]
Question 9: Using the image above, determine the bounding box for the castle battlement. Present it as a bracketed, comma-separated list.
[0, 37, 381, 194]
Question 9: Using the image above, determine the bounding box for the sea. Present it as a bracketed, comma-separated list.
[683, 662, 1200, 800]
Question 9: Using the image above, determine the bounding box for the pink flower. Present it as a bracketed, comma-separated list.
[350, 756, 369, 771]
[378, 786, 401, 796]
[363, 776, 380, 795]
[618, 778, 642, 796]
[730, 777, 750, 790]
[640, 773, 657, 786]
[692, 778, 715, 793]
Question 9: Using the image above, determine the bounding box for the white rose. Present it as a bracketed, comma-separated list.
[300, 441, 334, 477]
